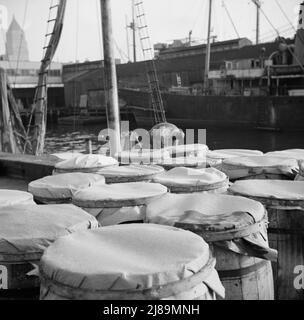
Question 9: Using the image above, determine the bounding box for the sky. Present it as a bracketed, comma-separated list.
[0, 0, 301, 63]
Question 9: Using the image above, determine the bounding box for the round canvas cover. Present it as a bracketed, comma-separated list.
[0, 204, 98, 262]
[0, 190, 35, 207]
[165, 144, 208, 157]
[207, 149, 263, 160]
[51, 153, 83, 161]
[40, 224, 216, 291]
[229, 180, 304, 201]
[157, 157, 207, 169]
[221, 156, 298, 179]
[153, 167, 227, 187]
[117, 149, 170, 165]
[97, 165, 164, 183]
[54, 155, 118, 173]
[266, 149, 304, 162]
[73, 182, 168, 208]
[146, 193, 265, 232]
[28, 173, 105, 202]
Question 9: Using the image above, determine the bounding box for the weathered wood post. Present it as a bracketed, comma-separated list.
[0, 68, 16, 153]
[100, 0, 121, 156]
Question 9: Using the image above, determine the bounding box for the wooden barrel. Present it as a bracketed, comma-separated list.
[39, 224, 225, 300]
[229, 180, 304, 300]
[72, 182, 168, 226]
[220, 156, 298, 181]
[96, 164, 164, 184]
[0, 204, 98, 300]
[116, 149, 170, 165]
[146, 193, 276, 300]
[207, 149, 263, 168]
[0, 189, 35, 207]
[153, 167, 229, 194]
[28, 173, 105, 204]
[53, 154, 118, 174]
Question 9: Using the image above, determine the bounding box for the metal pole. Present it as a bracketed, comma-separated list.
[203, 0, 212, 95]
[100, 0, 121, 156]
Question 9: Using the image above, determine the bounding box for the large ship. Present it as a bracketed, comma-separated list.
[62, 1, 304, 131]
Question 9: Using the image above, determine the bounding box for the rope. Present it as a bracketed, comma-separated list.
[73, 0, 80, 134]
[259, 6, 304, 73]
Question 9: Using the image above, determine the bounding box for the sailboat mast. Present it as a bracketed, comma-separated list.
[252, 0, 261, 44]
[100, 0, 121, 156]
[203, 0, 213, 95]
[132, 0, 137, 63]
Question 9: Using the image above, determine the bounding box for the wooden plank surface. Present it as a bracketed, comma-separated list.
[0, 152, 59, 181]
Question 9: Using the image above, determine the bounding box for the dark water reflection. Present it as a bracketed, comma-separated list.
[45, 124, 304, 154]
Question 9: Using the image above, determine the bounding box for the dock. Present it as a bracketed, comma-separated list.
[0, 152, 59, 191]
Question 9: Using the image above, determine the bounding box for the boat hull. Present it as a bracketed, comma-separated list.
[120, 89, 304, 131]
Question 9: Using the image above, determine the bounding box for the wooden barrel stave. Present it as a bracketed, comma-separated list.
[212, 245, 274, 300]
[267, 207, 304, 300]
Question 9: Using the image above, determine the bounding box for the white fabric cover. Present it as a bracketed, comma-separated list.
[51, 153, 83, 161]
[0, 190, 35, 207]
[54, 155, 118, 173]
[146, 193, 265, 227]
[229, 180, 304, 201]
[97, 165, 164, 180]
[221, 156, 298, 180]
[165, 144, 208, 157]
[153, 167, 227, 187]
[73, 183, 168, 225]
[73, 182, 167, 205]
[117, 149, 170, 165]
[266, 149, 304, 162]
[28, 173, 105, 201]
[208, 149, 263, 160]
[0, 204, 98, 260]
[207, 149, 263, 167]
[158, 156, 207, 168]
[40, 224, 223, 294]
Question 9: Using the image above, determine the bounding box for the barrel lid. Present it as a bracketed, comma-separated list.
[146, 193, 265, 235]
[28, 173, 105, 201]
[221, 156, 298, 179]
[0, 205, 98, 262]
[117, 149, 170, 164]
[223, 155, 297, 168]
[165, 144, 208, 157]
[153, 167, 227, 187]
[266, 149, 304, 162]
[55, 155, 118, 172]
[207, 149, 263, 160]
[0, 189, 35, 207]
[229, 180, 304, 201]
[73, 182, 168, 208]
[40, 224, 211, 291]
[158, 157, 206, 169]
[97, 165, 164, 181]
[51, 152, 83, 161]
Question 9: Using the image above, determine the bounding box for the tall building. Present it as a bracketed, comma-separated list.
[5, 15, 29, 61]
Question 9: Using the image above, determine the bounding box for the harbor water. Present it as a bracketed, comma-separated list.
[45, 124, 304, 154]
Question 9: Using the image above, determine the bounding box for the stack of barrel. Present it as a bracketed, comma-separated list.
[2, 147, 304, 300]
